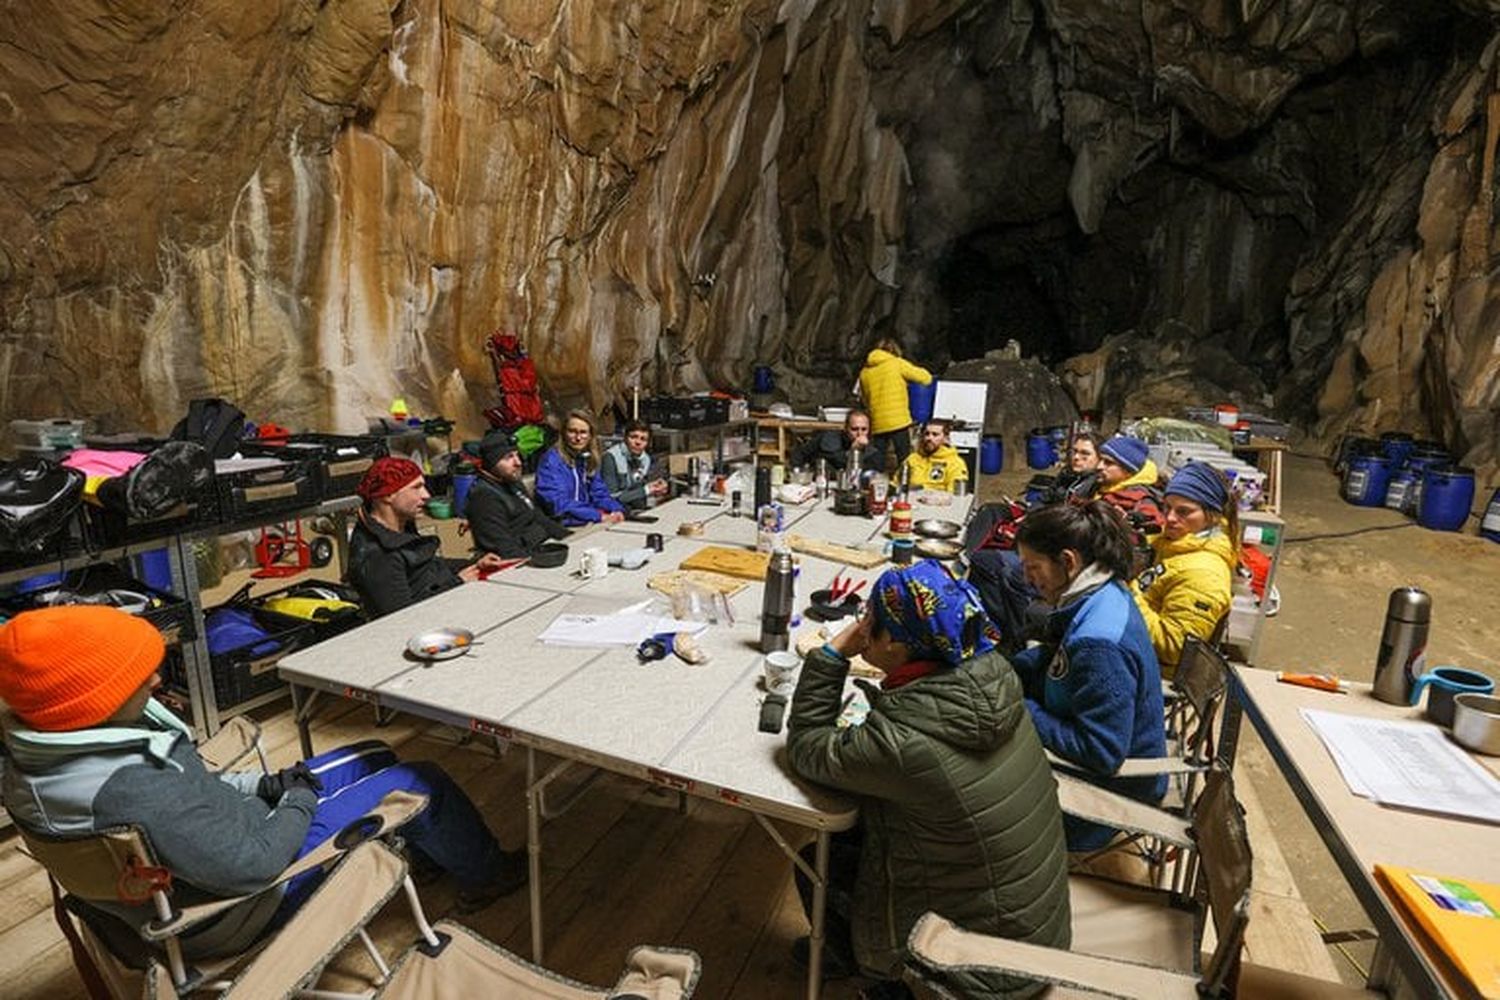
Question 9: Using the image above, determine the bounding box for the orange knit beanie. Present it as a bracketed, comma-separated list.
[0, 606, 165, 731]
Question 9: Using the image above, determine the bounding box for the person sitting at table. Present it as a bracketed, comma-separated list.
[789, 407, 883, 478]
[1091, 435, 1164, 528]
[535, 409, 627, 527]
[0, 606, 528, 960]
[600, 419, 669, 511]
[786, 560, 1070, 997]
[1134, 461, 1236, 679]
[465, 428, 569, 559]
[901, 419, 969, 493]
[347, 456, 507, 617]
[1012, 501, 1168, 854]
[1037, 431, 1101, 504]
[858, 338, 932, 472]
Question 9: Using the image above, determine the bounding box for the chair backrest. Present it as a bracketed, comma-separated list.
[1172, 635, 1229, 765]
[18, 824, 166, 904]
[1189, 769, 1254, 996]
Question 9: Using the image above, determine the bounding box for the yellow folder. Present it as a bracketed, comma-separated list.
[1375, 864, 1500, 998]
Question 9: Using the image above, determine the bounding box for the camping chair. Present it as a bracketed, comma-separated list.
[906, 769, 1379, 999]
[19, 717, 442, 998]
[372, 919, 701, 1000]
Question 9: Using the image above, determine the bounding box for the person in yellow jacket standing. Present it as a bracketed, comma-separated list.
[857, 338, 932, 472]
[902, 420, 970, 492]
[1133, 462, 1237, 678]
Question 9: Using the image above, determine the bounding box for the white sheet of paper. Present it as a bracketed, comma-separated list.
[538, 611, 709, 648]
[1301, 708, 1500, 824]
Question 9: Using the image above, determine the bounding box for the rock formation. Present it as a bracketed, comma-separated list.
[0, 0, 1497, 487]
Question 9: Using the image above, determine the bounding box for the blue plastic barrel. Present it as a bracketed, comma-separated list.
[1047, 425, 1070, 445]
[980, 436, 1004, 475]
[908, 381, 936, 425]
[1342, 454, 1393, 507]
[1026, 429, 1057, 470]
[1418, 466, 1476, 532]
[452, 472, 477, 518]
[1481, 488, 1500, 543]
[1383, 471, 1417, 512]
[1380, 431, 1414, 466]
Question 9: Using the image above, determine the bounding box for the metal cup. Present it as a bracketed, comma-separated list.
[646, 532, 664, 552]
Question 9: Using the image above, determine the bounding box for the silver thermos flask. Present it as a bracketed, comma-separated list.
[759, 548, 795, 653]
[1372, 587, 1431, 705]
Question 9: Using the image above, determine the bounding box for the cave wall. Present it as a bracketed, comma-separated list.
[1, 0, 1498, 481]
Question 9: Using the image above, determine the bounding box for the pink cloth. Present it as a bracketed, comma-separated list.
[62, 449, 147, 479]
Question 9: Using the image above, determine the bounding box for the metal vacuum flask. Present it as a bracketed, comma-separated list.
[1372, 587, 1431, 705]
[759, 548, 795, 653]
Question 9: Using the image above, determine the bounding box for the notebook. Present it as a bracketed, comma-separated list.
[1375, 864, 1500, 998]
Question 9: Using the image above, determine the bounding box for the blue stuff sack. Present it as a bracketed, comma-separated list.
[205, 606, 282, 658]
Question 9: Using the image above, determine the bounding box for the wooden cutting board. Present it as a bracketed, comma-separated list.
[786, 534, 888, 569]
[678, 545, 771, 581]
[646, 569, 748, 598]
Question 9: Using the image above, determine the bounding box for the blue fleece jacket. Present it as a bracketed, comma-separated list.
[1010, 579, 1167, 850]
[534, 448, 624, 525]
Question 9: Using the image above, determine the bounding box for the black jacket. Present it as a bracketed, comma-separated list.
[791, 430, 884, 474]
[347, 512, 466, 617]
[465, 473, 568, 558]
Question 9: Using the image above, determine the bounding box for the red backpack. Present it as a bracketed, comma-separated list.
[484, 331, 545, 428]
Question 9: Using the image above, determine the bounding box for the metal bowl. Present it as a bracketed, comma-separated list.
[915, 538, 963, 560]
[1453, 693, 1500, 756]
[914, 518, 962, 540]
[406, 627, 476, 661]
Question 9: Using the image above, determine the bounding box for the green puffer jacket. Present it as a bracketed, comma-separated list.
[787, 646, 1070, 999]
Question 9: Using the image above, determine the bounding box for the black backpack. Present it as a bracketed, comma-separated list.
[0, 457, 85, 552]
[170, 398, 247, 459]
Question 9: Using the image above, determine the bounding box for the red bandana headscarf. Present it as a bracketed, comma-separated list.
[356, 457, 424, 502]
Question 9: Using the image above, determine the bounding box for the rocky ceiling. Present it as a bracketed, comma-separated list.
[1, 0, 1497, 479]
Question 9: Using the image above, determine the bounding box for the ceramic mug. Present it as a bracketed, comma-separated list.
[579, 546, 610, 581]
[763, 650, 801, 695]
[1410, 665, 1495, 727]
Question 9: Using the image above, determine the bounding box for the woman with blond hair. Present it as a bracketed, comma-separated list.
[534, 409, 626, 526]
[857, 337, 932, 473]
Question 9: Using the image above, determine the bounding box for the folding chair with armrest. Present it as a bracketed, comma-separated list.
[906, 769, 1380, 999]
[19, 717, 444, 998]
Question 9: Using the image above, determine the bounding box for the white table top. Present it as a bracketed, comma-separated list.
[1233, 666, 1500, 998]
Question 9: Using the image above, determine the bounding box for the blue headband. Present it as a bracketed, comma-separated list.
[1164, 461, 1229, 513]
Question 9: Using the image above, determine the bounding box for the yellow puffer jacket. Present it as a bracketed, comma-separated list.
[858, 349, 932, 434]
[903, 444, 969, 492]
[1132, 527, 1235, 677]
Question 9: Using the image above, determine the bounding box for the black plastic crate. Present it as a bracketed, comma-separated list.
[75, 438, 223, 546]
[640, 396, 732, 430]
[0, 562, 194, 644]
[246, 579, 366, 643]
[194, 603, 316, 709]
[243, 434, 388, 501]
[215, 455, 322, 523]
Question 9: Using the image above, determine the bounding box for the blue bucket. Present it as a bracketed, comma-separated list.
[752, 365, 775, 394]
[1418, 466, 1476, 532]
[452, 472, 477, 518]
[1481, 487, 1500, 543]
[908, 381, 936, 425]
[1026, 429, 1057, 470]
[980, 436, 1004, 475]
[1343, 454, 1392, 507]
[1380, 432, 1414, 466]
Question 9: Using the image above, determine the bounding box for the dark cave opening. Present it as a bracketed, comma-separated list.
[937, 239, 1067, 365]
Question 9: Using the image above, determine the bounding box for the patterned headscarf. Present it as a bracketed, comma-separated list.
[870, 559, 1001, 666]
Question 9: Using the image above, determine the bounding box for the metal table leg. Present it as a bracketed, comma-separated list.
[525, 749, 581, 963]
[289, 684, 321, 758]
[753, 814, 831, 1000]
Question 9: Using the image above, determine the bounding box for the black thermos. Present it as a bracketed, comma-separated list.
[754, 465, 772, 515]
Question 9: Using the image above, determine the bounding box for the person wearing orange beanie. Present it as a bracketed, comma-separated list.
[348, 457, 508, 616]
[0, 607, 526, 961]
